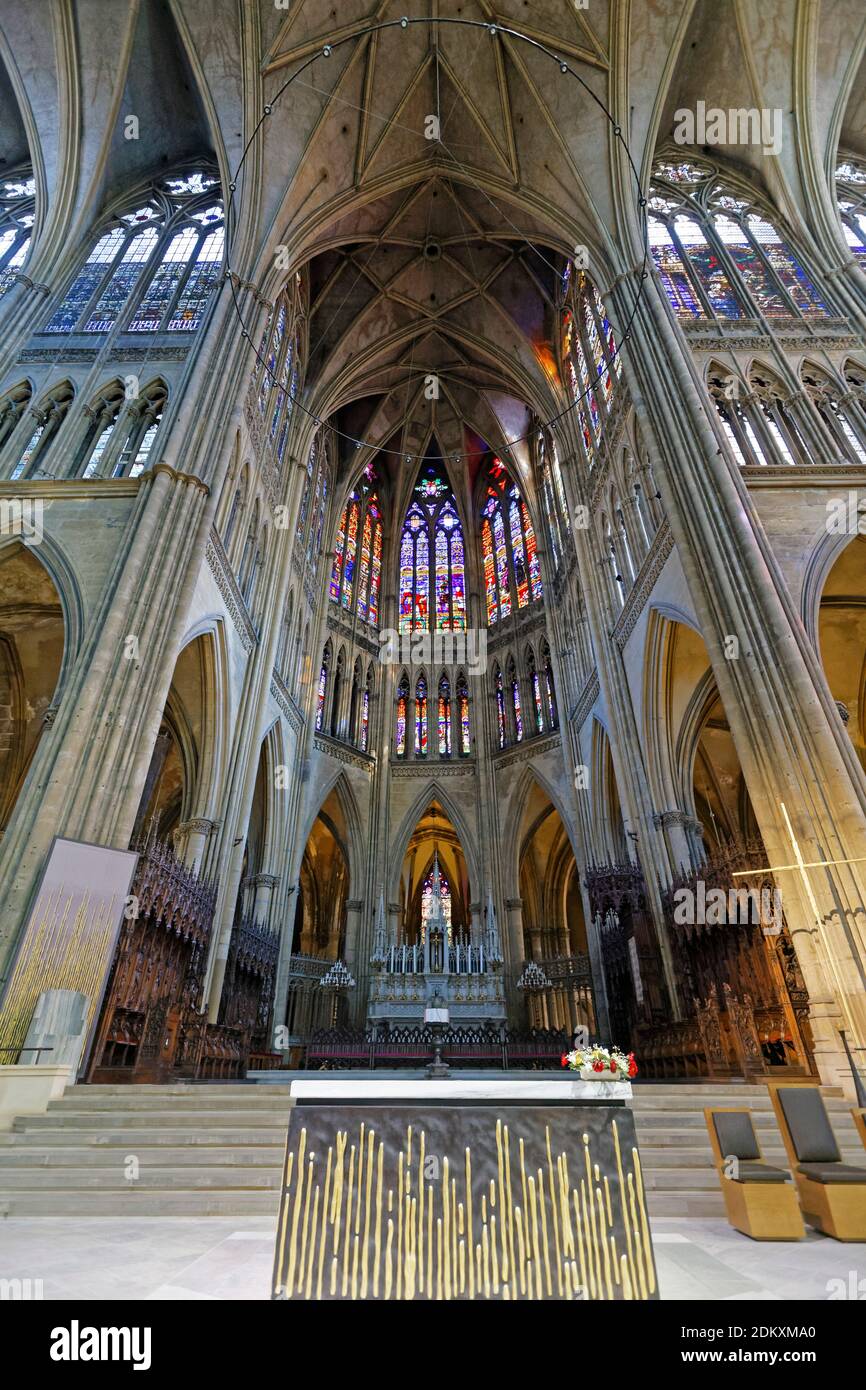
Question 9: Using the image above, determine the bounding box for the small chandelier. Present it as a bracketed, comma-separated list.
[516, 961, 552, 992]
[320, 960, 356, 992]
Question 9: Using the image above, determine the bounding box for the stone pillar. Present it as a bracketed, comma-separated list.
[172, 817, 216, 874]
[615, 267, 866, 1090]
[652, 810, 693, 876]
[252, 872, 279, 925]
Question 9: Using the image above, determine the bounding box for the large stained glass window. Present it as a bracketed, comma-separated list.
[329, 472, 382, 628]
[396, 674, 409, 757]
[0, 172, 35, 299]
[560, 272, 621, 466]
[398, 459, 466, 634]
[415, 676, 428, 757]
[43, 171, 223, 336]
[649, 159, 832, 323]
[481, 463, 543, 621]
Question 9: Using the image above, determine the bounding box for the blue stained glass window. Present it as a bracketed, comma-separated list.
[649, 217, 701, 317]
[673, 216, 742, 318]
[43, 227, 125, 333]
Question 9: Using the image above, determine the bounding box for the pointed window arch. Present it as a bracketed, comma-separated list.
[361, 665, 373, 753]
[42, 169, 223, 336]
[0, 170, 35, 299]
[399, 459, 465, 634]
[315, 644, 331, 731]
[396, 672, 409, 757]
[507, 656, 523, 742]
[493, 664, 506, 749]
[481, 461, 543, 621]
[414, 675, 428, 757]
[438, 674, 451, 757]
[329, 466, 382, 628]
[456, 673, 470, 756]
[835, 155, 866, 265]
[541, 641, 558, 729]
[527, 647, 544, 734]
[649, 159, 832, 322]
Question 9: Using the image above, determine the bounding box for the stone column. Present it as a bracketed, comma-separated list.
[615, 267, 866, 1090]
[172, 817, 216, 875]
[252, 872, 279, 925]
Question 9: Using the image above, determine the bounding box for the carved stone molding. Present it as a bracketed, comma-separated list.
[612, 522, 675, 650]
[206, 529, 257, 653]
[390, 761, 476, 777]
[270, 673, 304, 734]
[493, 732, 561, 769]
[326, 610, 380, 655]
[314, 732, 375, 772]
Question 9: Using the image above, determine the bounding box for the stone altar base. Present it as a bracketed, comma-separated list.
[272, 1077, 658, 1301]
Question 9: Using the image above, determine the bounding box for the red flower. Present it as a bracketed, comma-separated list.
[592, 1060, 604, 1072]
[610, 1059, 617, 1073]
[561, 1055, 568, 1067]
[628, 1059, 638, 1078]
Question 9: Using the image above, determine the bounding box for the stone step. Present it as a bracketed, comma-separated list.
[0, 1191, 282, 1218]
[1, 1127, 288, 1147]
[64, 1084, 294, 1096]
[47, 1095, 293, 1113]
[14, 1110, 290, 1130]
[0, 1166, 282, 1191]
[646, 1192, 725, 1218]
[0, 1145, 282, 1168]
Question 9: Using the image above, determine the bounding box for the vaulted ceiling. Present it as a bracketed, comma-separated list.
[2, 0, 865, 498]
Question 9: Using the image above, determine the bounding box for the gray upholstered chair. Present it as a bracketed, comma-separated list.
[704, 1108, 803, 1239]
[771, 1086, 866, 1240]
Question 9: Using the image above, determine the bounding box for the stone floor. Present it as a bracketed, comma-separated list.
[1, 1216, 863, 1300]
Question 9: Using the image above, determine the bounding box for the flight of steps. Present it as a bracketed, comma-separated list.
[0, 1080, 862, 1219]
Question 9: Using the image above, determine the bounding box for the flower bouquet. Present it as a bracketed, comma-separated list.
[560, 1044, 637, 1081]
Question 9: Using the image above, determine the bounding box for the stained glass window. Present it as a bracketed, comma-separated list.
[421, 866, 452, 941]
[315, 652, 329, 731]
[511, 669, 523, 743]
[0, 172, 35, 299]
[560, 274, 620, 463]
[673, 215, 742, 317]
[361, 670, 372, 752]
[649, 172, 832, 322]
[649, 216, 701, 317]
[42, 172, 224, 336]
[746, 215, 827, 319]
[369, 516, 382, 627]
[438, 675, 451, 756]
[296, 433, 316, 545]
[835, 157, 866, 264]
[415, 676, 428, 757]
[396, 674, 409, 756]
[494, 666, 506, 749]
[543, 649, 557, 727]
[342, 500, 359, 610]
[398, 460, 465, 634]
[457, 675, 470, 755]
[528, 651, 544, 734]
[481, 467, 543, 621]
